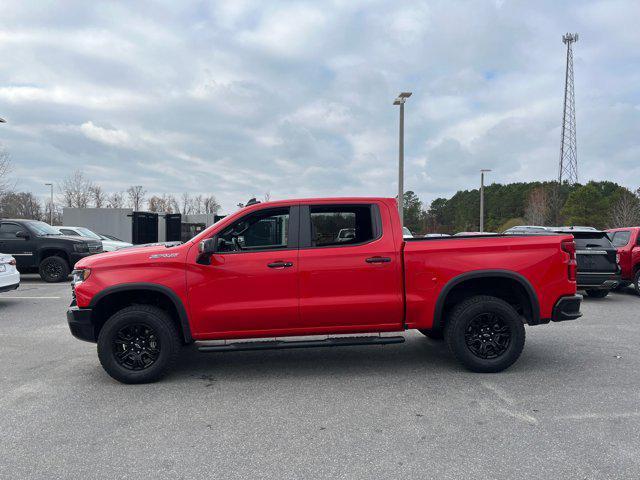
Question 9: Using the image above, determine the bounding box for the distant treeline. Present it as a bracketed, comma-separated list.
[403, 181, 640, 235]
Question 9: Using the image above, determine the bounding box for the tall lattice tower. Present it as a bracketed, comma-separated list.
[558, 33, 579, 184]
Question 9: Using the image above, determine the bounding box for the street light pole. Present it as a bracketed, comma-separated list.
[45, 183, 54, 225]
[393, 92, 412, 227]
[479, 169, 491, 232]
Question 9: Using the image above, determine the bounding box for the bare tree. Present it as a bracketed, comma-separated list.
[60, 170, 93, 208]
[0, 192, 42, 219]
[107, 191, 126, 208]
[524, 187, 550, 225]
[192, 194, 204, 214]
[263, 192, 271, 202]
[203, 195, 221, 215]
[0, 148, 12, 196]
[180, 192, 193, 215]
[608, 190, 640, 228]
[147, 194, 177, 213]
[127, 185, 147, 211]
[89, 184, 107, 208]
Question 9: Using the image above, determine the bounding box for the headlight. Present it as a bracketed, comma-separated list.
[73, 243, 89, 253]
[71, 269, 91, 283]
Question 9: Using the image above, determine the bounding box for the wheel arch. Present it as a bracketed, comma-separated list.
[37, 248, 70, 266]
[433, 270, 540, 330]
[89, 283, 193, 344]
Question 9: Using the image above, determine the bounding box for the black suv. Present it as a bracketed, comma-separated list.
[0, 219, 103, 282]
[552, 227, 620, 298]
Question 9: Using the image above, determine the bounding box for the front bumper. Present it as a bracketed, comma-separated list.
[552, 294, 583, 322]
[576, 272, 620, 290]
[67, 306, 96, 343]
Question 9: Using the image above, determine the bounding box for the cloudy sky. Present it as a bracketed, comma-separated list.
[1, 0, 639, 213]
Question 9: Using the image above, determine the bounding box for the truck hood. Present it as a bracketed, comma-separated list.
[40, 235, 102, 246]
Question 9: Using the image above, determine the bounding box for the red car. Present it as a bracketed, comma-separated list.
[606, 227, 640, 294]
[67, 197, 581, 383]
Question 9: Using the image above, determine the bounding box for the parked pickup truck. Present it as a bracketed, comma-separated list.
[607, 227, 640, 295]
[67, 197, 582, 384]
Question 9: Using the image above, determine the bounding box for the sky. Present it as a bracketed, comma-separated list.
[0, 0, 639, 214]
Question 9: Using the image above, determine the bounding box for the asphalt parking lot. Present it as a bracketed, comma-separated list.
[1, 275, 639, 479]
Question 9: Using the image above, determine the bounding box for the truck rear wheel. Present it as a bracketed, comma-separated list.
[97, 305, 180, 384]
[39, 256, 69, 283]
[634, 270, 640, 296]
[445, 295, 525, 373]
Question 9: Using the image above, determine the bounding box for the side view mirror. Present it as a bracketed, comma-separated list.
[16, 231, 30, 239]
[197, 236, 218, 265]
[198, 236, 218, 255]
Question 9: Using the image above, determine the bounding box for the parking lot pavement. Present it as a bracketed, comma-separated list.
[1, 276, 639, 480]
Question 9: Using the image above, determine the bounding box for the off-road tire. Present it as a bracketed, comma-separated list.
[38, 256, 70, 283]
[634, 270, 640, 296]
[445, 295, 525, 373]
[585, 289, 609, 298]
[97, 305, 180, 384]
[418, 329, 444, 340]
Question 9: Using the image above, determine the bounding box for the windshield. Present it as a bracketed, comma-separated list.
[27, 221, 62, 236]
[76, 227, 101, 239]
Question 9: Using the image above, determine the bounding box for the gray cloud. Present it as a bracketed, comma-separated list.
[0, 0, 639, 212]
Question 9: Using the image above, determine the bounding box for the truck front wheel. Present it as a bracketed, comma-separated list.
[445, 295, 525, 373]
[97, 305, 181, 384]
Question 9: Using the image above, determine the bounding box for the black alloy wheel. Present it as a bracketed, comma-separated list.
[97, 305, 181, 384]
[39, 256, 70, 283]
[113, 323, 161, 371]
[464, 313, 510, 359]
[445, 295, 525, 373]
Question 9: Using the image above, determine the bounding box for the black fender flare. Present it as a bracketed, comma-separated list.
[432, 270, 540, 329]
[89, 283, 193, 343]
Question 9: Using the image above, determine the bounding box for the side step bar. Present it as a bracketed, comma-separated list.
[197, 335, 405, 353]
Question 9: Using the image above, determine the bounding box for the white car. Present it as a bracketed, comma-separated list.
[56, 226, 133, 252]
[0, 254, 20, 293]
[402, 227, 413, 238]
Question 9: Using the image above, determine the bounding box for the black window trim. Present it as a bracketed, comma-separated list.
[299, 203, 382, 250]
[212, 205, 299, 255]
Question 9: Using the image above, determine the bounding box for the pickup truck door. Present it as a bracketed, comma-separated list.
[0, 222, 36, 269]
[187, 206, 301, 336]
[297, 203, 404, 331]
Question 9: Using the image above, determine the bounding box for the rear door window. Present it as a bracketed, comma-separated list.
[308, 205, 376, 247]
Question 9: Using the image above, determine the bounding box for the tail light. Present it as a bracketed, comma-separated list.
[561, 239, 577, 281]
[1, 258, 16, 266]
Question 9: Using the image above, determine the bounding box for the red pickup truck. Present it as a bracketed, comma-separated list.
[67, 197, 581, 383]
[606, 227, 640, 294]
